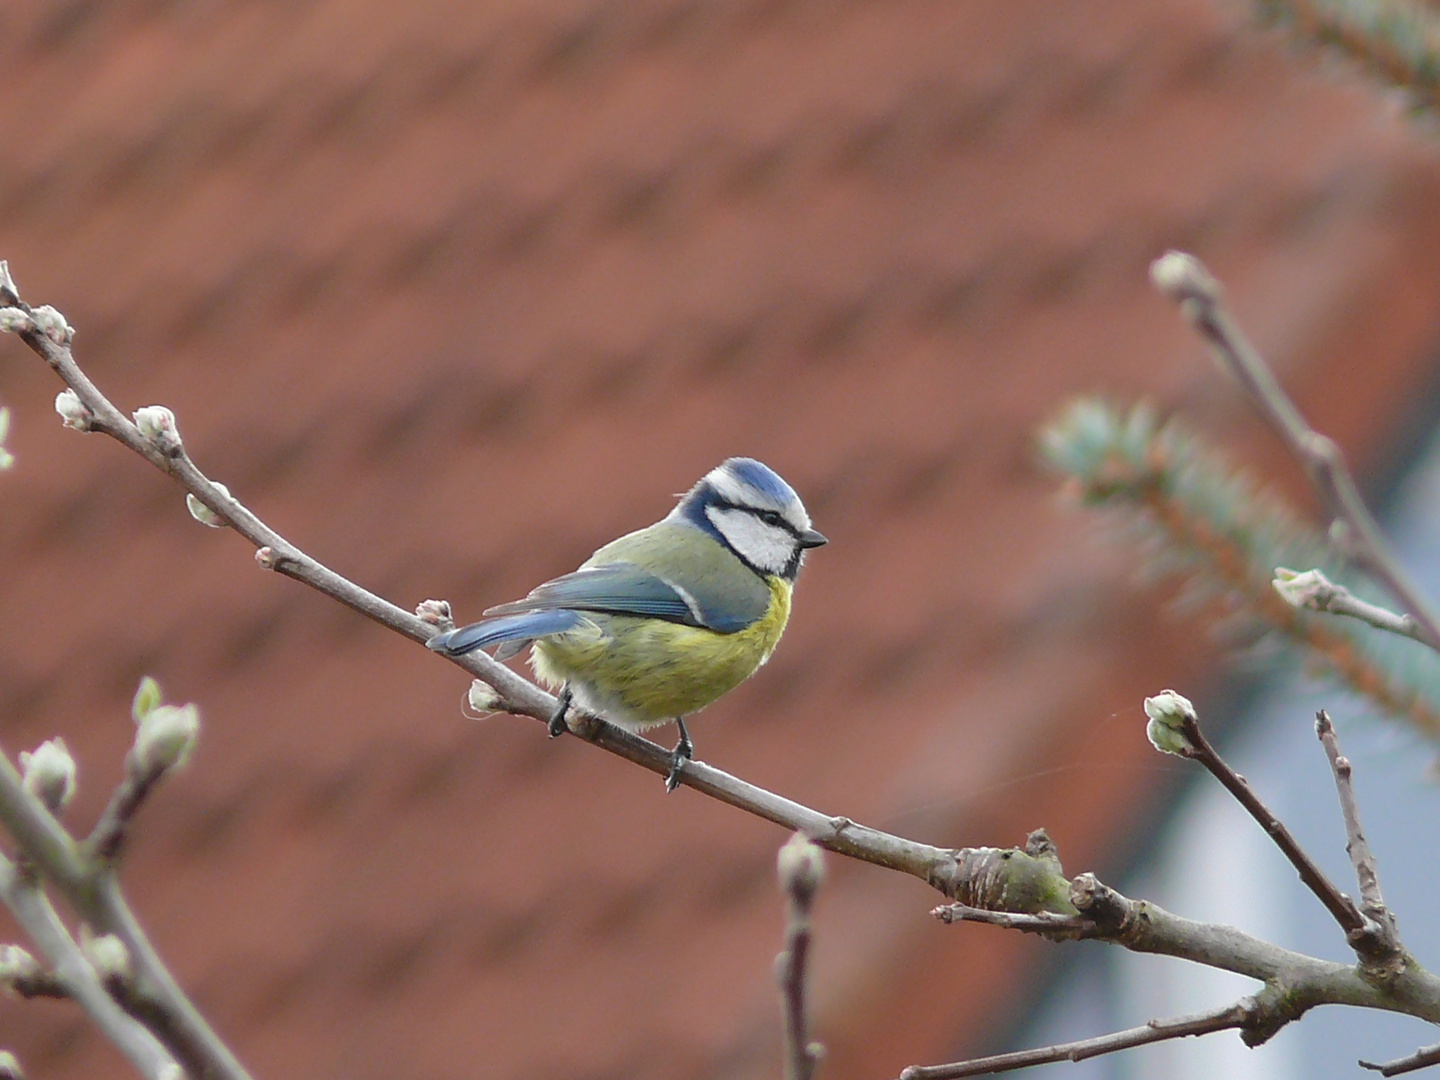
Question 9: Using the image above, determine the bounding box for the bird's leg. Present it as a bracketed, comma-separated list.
[665, 717, 694, 793]
[548, 684, 573, 739]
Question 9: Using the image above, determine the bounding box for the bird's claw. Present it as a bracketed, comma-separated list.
[548, 685, 573, 739]
[664, 752, 687, 793]
[664, 717, 694, 793]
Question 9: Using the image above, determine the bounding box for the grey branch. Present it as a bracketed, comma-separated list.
[776, 834, 825, 1080]
[1315, 710, 1402, 965]
[0, 856, 177, 1079]
[0, 742, 249, 1080]
[0, 266, 968, 898]
[1151, 251, 1440, 654]
[912, 870, 1440, 1077]
[898, 1001, 1253, 1079]
[1273, 567, 1427, 643]
[1362, 1041, 1440, 1077]
[930, 903, 1094, 938]
[86, 753, 168, 862]
[9, 263, 1440, 1075]
[1178, 713, 1371, 946]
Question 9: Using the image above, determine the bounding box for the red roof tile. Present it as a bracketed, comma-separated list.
[4, 0, 1440, 1077]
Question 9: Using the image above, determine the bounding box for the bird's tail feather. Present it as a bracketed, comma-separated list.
[426, 610, 584, 657]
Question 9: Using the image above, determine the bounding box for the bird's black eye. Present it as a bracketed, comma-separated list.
[758, 510, 783, 527]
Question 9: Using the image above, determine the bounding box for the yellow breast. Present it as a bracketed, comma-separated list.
[531, 576, 793, 730]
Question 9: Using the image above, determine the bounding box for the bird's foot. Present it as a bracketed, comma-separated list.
[548, 685, 573, 739]
[664, 718, 694, 793]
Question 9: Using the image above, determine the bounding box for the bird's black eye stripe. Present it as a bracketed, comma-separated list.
[713, 498, 799, 537]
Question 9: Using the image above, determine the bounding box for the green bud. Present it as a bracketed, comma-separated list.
[132, 677, 163, 724]
[134, 703, 200, 774]
[1143, 689, 1197, 756]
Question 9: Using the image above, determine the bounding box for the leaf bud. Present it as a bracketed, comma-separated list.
[78, 927, 130, 981]
[18, 738, 76, 813]
[0, 945, 40, 992]
[777, 832, 825, 904]
[134, 703, 200, 774]
[54, 390, 91, 431]
[1272, 566, 1332, 609]
[132, 405, 181, 452]
[29, 305, 72, 346]
[1143, 689, 1197, 756]
[186, 482, 231, 528]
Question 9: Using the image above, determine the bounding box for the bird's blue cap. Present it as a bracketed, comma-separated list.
[721, 457, 799, 507]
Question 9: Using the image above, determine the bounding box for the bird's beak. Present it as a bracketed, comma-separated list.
[799, 528, 828, 549]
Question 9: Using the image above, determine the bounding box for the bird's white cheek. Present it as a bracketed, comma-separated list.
[705, 507, 795, 575]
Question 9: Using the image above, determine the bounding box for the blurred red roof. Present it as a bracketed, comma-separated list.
[4, 0, 1440, 1077]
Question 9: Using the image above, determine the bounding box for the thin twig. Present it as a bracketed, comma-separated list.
[1316, 590, 1425, 640]
[105, 969, 220, 1080]
[1315, 710, 1401, 962]
[776, 834, 825, 1080]
[1178, 714, 1368, 942]
[0, 274, 968, 898]
[1362, 1041, 1440, 1077]
[86, 755, 167, 862]
[930, 904, 1095, 937]
[9, 266, 1440, 1073]
[0, 745, 249, 1080]
[1151, 251, 1440, 653]
[1274, 567, 1428, 644]
[10, 970, 70, 999]
[0, 856, 177, 1079]
[897, 1001, 1254, 1079]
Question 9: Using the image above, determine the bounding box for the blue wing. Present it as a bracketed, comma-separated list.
[427, 610, 587, 657]
[483, 563, 712, 628]
[430, 552, 764, 659]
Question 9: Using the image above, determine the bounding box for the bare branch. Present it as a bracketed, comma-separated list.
[1150, 251, 1440, 653]
[1315, 710, 1403, 964]
[1177, 712, 1371, 943]
[0, 742, 249, 1079]
[930, 904, 1095, 938]
[0, 275, 971, 897]
[1362, 1041, 1440, 1077]
[85, 755, 167, 862]
[0, 857, 177, 1079]
[9, 265, 1440, 1074]
[897, 1001, 1254, 1079]
[1273, 567, 1428, 643]
[776, 834, 825, 1080]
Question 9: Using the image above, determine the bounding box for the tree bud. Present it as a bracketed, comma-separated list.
[29, 306, 72, 346]
[54, 390, 91, 431]
[0, 945, 40, 991]
[1272, 566, 1332, 608]
[132, 405, 180, 451]
[467, 680, 503, 714]
[777, 832, 825, 903]
[1143, 689, 1197, 756]
[134, 703, 200, 774]
[79, 927, 130, 981]
[18, 738, 76, 812]
[132, 676, 163, 724]
[186, 482, 231, 528]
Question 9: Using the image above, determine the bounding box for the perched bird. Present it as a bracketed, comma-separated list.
[428, 457, 826, 790]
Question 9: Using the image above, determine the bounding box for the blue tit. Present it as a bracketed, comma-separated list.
[428, 457, 827, 790]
